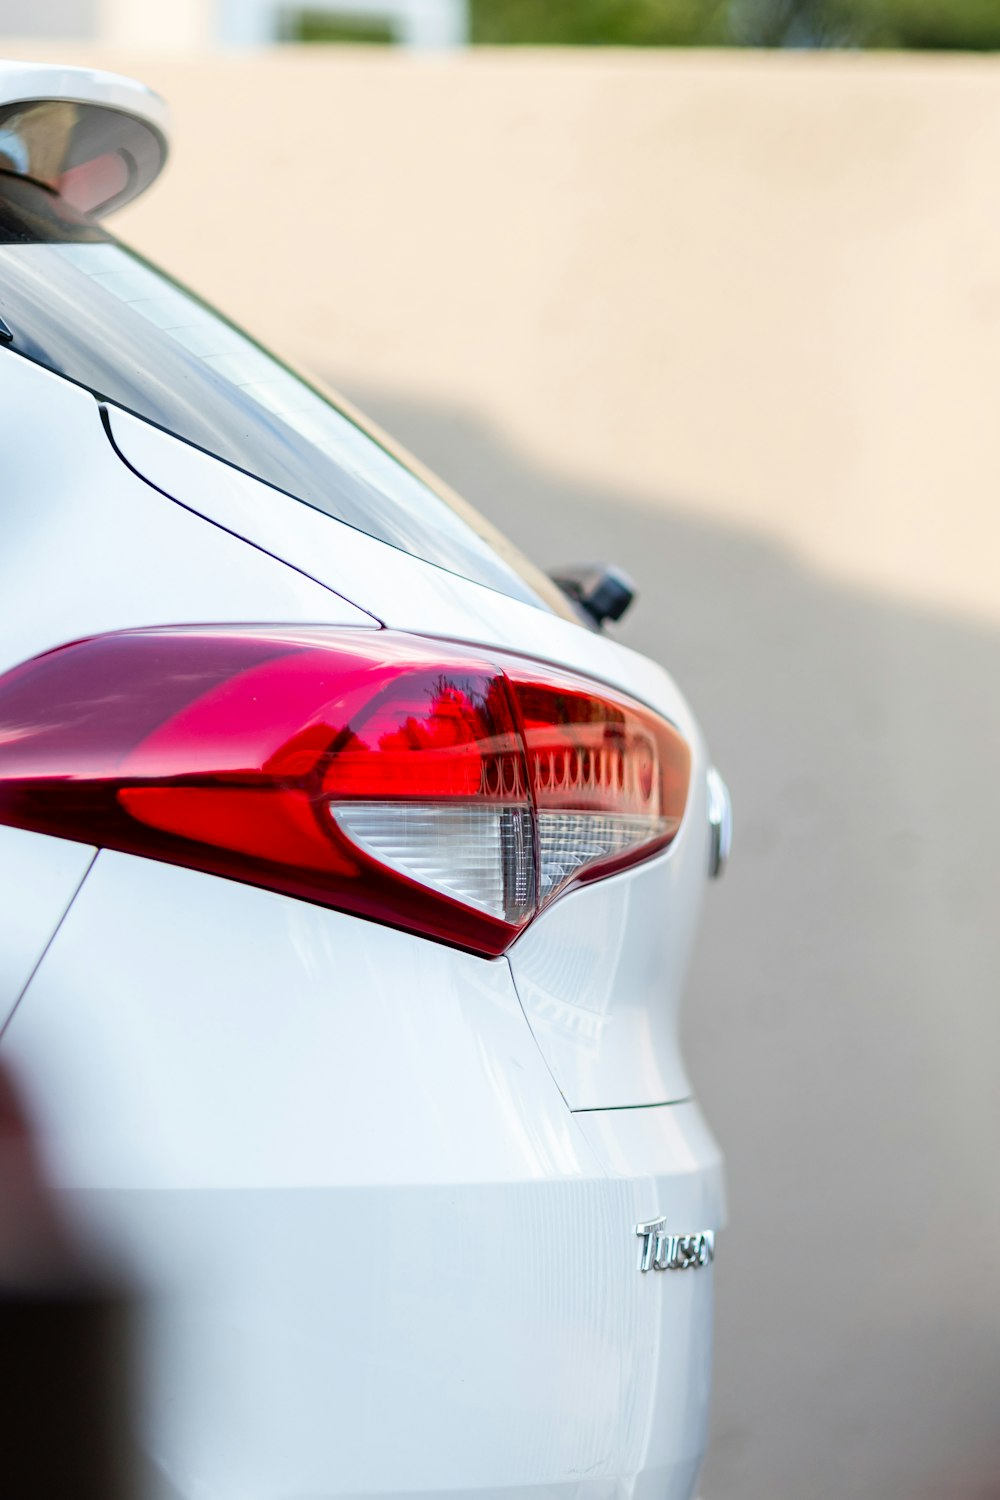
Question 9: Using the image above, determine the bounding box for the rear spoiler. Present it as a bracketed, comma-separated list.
[0, 61, 169, 217]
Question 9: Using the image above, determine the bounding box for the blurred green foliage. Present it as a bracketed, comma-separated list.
[291, 0, 1000, 50]
[470, 0, 728, 46]
[293, 10, 394, 42]
[474, 0, 1000, 48]
[729, 0, 1000, 47]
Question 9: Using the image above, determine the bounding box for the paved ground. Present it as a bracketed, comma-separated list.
[340, 381, 1000, 1500]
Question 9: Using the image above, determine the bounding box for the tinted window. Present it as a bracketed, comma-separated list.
[0, 174, 576, 619]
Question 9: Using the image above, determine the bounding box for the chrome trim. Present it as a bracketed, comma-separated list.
[706, 766, 732, 879]
[635, 1217, 716, 1272]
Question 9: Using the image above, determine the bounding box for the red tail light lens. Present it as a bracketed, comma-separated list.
[511, 674, 689, 904]
[0, 629, 689, 956]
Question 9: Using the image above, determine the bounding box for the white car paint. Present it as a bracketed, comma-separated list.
[107, 405, 702, 733]
[5, 851, 722, 1500]
[507, 839, 708, 1109]
[0, 354, 374, 681]
[0, 60, 169, 143]
[0, 828, 95, 1015]
[0, 60, 727, 1500]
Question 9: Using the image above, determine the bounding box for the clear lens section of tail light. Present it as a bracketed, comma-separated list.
[535, 811, 669, 899]
[0, 627, 690, 956]
[331, 804, 535, 922]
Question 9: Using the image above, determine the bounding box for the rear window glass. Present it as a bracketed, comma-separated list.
[0, 174, 575, 619]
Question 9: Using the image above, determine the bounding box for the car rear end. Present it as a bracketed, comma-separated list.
[0, 63, 727, 1500]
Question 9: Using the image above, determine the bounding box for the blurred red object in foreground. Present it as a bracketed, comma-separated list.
[0, 1058, 140, 1500]
[0, 1060, 75, 1279]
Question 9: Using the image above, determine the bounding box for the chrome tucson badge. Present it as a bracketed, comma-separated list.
[636, 1217, 715, 1272]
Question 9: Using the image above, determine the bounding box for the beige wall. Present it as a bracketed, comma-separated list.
[4, 44, 998, 622]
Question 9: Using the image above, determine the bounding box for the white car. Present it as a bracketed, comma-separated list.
[0, 63, 730, 1500]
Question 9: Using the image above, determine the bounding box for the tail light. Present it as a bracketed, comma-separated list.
[0, 629, 690, 957]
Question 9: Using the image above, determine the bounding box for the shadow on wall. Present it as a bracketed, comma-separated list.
[333, 379, 1000, 1500]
